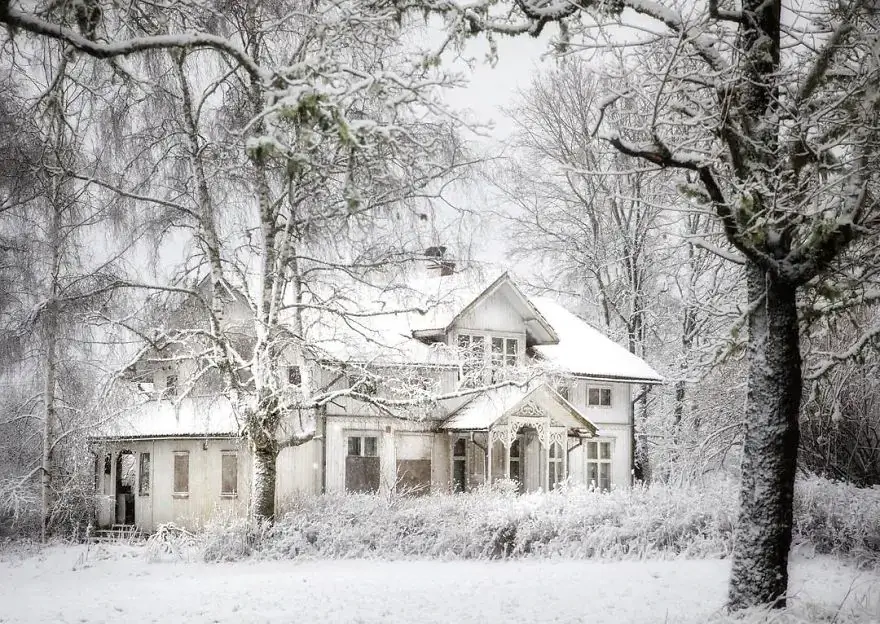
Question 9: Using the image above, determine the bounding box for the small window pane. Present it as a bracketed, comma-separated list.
[587, 441, 598, 460]
[600, 442, 612, 459]
[601, 388, 612, 406]
[506, 339, 517, 355]
[173, 452, 189, 494]
[138, 453, 151, 496]
[549, 442, 561, 459]
[453, 438, 466, 457]
[347, 437, 361, 457]
[588, 388, 601, 405]
[221, 453, 238, 496]
[599, 463, 611, 490]
[288, 366, 302, 385]
[587, 462, 598, 485]
[363, 436, 378, 457]
[458, 334, 471, 348]
[491, 337, 503, 353]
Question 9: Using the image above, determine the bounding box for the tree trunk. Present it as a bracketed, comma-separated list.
[728, 262, 801, 610]
[41, 307, 57, 542]
[251, 444, 277, 522]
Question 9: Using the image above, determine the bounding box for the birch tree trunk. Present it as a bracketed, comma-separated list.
[41, 196, 61, 542]
[728, 262, 801, 609]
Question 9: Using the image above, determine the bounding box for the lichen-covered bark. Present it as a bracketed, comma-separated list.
[728, 262, 801, 609]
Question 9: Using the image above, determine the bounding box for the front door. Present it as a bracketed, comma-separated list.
[115, 451, 136, 525]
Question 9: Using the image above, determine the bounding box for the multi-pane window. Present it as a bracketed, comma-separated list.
[348, 435, 378, 457]
[490, 337, 518, 368]
[288, 365, 302, 386]
[138, 452, 151, 496]
[457, 334, 484, 385]
[221, 452, 238, 497]
[586, 441, 612, 490]
[548, 442, 564, 490]
[346, 435, 379, 493]
[587, 387, 612, 407]
[173, 451, 189, 496]
[452, 438, 467, 493]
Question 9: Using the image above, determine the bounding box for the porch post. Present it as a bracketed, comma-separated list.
[504, 443, 510, 479]
[562, 437, 569, 483]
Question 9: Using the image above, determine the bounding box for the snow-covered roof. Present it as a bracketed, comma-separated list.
[529, 297, 663, 384]
[301, 271, 662, 383]
[441, 383, 597, 433]
[92, 396, 239, 439]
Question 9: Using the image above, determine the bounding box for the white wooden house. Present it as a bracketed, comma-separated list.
[90, 268, 662, 531]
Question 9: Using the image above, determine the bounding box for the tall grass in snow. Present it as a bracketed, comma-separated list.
[145, 475, 880, 566]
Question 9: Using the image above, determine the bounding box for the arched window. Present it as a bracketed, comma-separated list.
[548, 442, 564, 490]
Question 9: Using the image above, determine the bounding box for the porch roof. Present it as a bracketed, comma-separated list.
[439, 383, 597, 434]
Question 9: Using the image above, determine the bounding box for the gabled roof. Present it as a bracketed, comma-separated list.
[440, 382, 597, 434]
[412, 273, 558, 345]
[529, 297, 663, 384]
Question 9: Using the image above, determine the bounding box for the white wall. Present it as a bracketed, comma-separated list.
[323, 415, 439, 494]
[96, 437, 251, 533]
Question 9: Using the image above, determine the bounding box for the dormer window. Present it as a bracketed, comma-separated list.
[288, 365, 302, 386]
[458, 334, 484, 386]
[491, 337, 518, 367]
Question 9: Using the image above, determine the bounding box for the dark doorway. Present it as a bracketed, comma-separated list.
[115, 450, 136, 524]
[452, 438, 467, 492]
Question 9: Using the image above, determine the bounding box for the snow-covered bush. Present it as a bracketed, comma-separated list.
[793, 475, 880, 565]
[175, 474, 880, 565]
[196, 479, 739, 562]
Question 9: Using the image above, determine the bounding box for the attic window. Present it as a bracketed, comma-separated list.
[588, 387, 612, 407]
[288, 365, 302, 386]
[491, 337, 518, 367]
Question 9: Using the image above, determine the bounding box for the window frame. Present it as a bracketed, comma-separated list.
[585, 440, 613, 491]
[220, 451, 238, 498]
[456, 331, 522, 386]
[452, 437, 468, 493]
[587, 386, 613, 408]
[347, 434, 379, 458]
[138, 452, 151, 497]
[172, 451, 190, 498]
[548, 442, 564, 490]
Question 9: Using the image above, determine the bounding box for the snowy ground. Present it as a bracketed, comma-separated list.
[0, 546, 878, 623]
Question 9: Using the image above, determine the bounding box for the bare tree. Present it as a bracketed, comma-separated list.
[415, 0, 880, 611]
[0, 0, 473, 522]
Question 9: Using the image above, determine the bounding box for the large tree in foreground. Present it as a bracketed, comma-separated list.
[419, 0, 880, 611]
